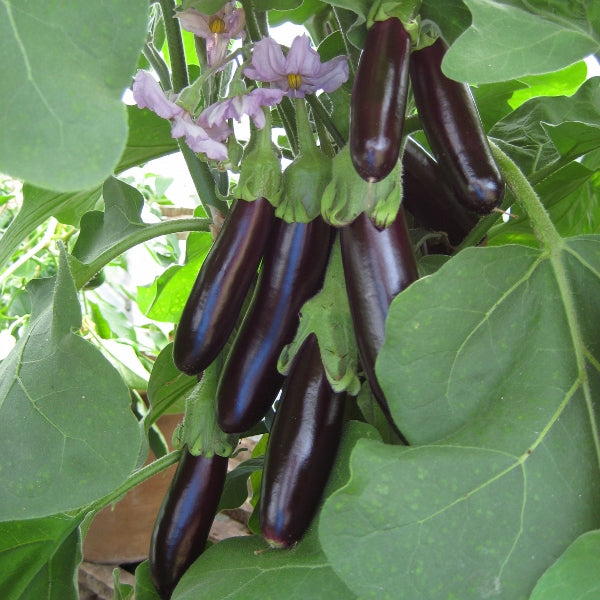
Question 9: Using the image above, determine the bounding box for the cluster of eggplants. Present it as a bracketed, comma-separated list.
[151, 198, 335, 597]
[350, 20, 505, 219]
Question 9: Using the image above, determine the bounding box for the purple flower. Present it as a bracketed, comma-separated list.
[243, 35, 349, 98]
[199, 88, 285, 130]
[176, 3, 245, 68]
[132, 70, 228, 161]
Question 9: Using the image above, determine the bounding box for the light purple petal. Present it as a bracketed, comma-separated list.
[243, 37, 287, 82]
[175, 8, 212, 39]
[171, 114, 229, 160]
[302, 55, 349, 94]
[286, 35, 321, 77]
[132, 70, 182, 119]
[223, 4, 246, 38]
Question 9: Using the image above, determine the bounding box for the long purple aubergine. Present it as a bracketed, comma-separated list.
[149, 448, 228, 599]
[216, 217, 333, 434]
[409, 38, 505, 214]
[350, 17, 411, 183]
[259, 333, 345, 548]
[340, 209, 418, 428]
[173, 198, 276, 375]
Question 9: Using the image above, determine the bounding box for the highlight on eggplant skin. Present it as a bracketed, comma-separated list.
[259, 333, 345, 548]
[349, 17, 411, 183]
[340, 209, 419, 427]
[149, 448, 228, 599]
[215, 217, 333, 435]
[409, 37, 505, 215]
[173, 197, 276, 376]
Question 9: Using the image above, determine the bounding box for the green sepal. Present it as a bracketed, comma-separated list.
[277, 236, 361, 395]
[273, 99, 332, 222]
[321, 144, 403, 228]
[234, 108, 282, 202]
[177, 358, 238, 459]
[367, 1, 422, 45]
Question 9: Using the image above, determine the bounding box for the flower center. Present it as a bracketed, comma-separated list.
[287, 73, 302, 90]
[210, 18, 226, 34]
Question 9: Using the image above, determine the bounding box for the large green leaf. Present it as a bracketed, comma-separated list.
[0, 0, 149, 191]
[444, 0, 599, 83]
[0, 514, 82, 600]
[529, 530, 600, 599]
[0, 249, 142, 521]
[317, 235, 600, 598]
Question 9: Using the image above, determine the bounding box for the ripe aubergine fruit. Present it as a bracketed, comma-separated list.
[401, 137, 479, 247]
[216, 217, 333, 434]
[173, 197, 276, 375]
[409, 38, 505, 214]
[259, 333, 345, 548]
[149, 448, 228, 599]
[340, 209, 419, 429]
[350, 17, 411, 183]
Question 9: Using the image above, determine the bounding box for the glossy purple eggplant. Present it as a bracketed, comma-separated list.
[259, 333, 345, 548]
[409, 38, 504, 214]
[340, 209, 418, 427]
[173, 198, 276, 375]
[149, 448, 228, 599]
[402, 137, 479, 247]
[216, 217, 333, 434]
[350, 17, 411, 183]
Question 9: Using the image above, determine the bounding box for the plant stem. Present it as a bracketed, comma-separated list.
[143, 43, 172, 89]
[72, 217, 212, 290]
[332, 7, 357, 78]
[489, 140, 561, 251]
[158, 0, 188, 92]
[306, 94, 345, 148]
[241, 1, 263, 42]
[79, 450, 182, 518]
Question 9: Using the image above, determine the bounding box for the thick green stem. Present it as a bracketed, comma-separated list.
[306, 94, 345, 148]
[489, 140, 561, 251]
[158, 0, 188, 92]
[241, 0, 263, 41]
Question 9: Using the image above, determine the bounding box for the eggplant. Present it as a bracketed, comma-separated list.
[216, 217, 333, 434]
[409, 38, 504, 214]
[340, 209, 418, 428]
[350, 17, 411, 183]
[401, 137, 479, 247]
[149, 448, 228, 599]
[259, 333, 345, 548]
[173, 198, 276, 375]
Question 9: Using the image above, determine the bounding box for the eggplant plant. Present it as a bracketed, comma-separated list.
[0, 1, 599, 599]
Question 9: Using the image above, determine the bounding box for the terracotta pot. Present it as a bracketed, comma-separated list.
[83, 414, 181, 564]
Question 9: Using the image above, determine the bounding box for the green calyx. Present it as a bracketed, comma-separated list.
[273, 98, 332, 223]
[235, 108, 282, 202]
[321, 144, 403, 229]
[177, 359, 238, 459]
[367, 0, 422, 46]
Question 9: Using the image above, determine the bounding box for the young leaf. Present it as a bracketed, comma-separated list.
[0, 248, 142, 520]
[0, 0, 149, 191]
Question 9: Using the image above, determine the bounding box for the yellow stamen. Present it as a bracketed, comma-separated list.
[287, 73, 302, 90]
[210, 18, 226, 34]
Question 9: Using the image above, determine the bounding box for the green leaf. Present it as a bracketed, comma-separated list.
[134, 560, 161, 600]
[491, 77, 600, 175]
[0, 514, 83, 600]
[529, 530, 600, 600]
[217, 457, 263, 512]
[0, 0, 149, 191]
[147, 343, 196, 420]
[444, 0, 599, 84]
[0, 249, 142, 520]
[278, 237, 360, 395]
[316, 236, 600, 598]
[172, 421, 378, 599]
[419, 0, 471, 44]
[268, 0, 329, 27]
[137, 232, 212, 323]
[508, 61, 588, 108]
[113, 568, 135, 600]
